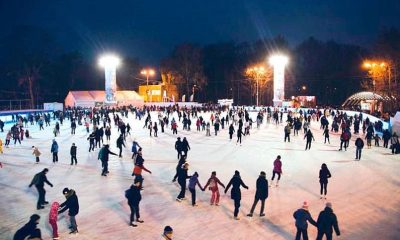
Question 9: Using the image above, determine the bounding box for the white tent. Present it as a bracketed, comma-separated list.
[390, 111, 400, 135]
[65, 91, 144, 108]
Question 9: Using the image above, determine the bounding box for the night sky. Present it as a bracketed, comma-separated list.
[1, 0, 399, 63]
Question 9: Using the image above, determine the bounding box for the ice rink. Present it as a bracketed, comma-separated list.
[0, 111, 399, 239]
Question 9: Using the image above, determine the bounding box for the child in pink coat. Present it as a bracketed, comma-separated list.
[49, 202, 60, 239]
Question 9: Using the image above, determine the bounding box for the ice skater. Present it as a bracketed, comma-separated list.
[176, 162, 190, 202]
[247, 171, 268, 217]
[29, 168, 53, 209]
[319, 163, 331, 199]
[58, 188, 80, 234]
[49, 201, 60, 240]
[188, 172, 204, 206]
[270, 155, 282, 187]
[293, 201, 317, 240]
[13, 214, 42, 240]
[316, 202, 341, 240]
[32, 146, 41, 163]
[70, 143, 77, 165]
[224, 170, 249, 220]
[51, 139, 59, 163]
[304, 129, 315, 150]
[125, 177, 144, 227]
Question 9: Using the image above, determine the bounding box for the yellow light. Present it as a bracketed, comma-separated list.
[149, 69, 155, 76]
[380, 62, 385, 67]
[363, 62, 371, 68]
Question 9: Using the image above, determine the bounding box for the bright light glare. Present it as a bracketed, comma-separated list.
[141, 68, 155, 76]
[269, 55, 289, 66]
[99, 55, 120, 68]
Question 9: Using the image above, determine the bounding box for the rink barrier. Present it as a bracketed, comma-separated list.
[0, 109, 53, 124]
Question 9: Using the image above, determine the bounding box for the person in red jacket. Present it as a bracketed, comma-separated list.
[203, 171, 225, 206]
[270, 155, 282, 187]
[49, 202, 60, 239]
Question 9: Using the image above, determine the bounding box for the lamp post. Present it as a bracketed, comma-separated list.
[363, 60, 390, 112]
[246, 66, 265, 106]
[141, 68, 155, 102]
[99, 54, 120, 104]
[269, 54, 288, 107]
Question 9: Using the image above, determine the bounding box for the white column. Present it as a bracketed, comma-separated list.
[104, 65, 117, 104]
[269, 55, 288, 107]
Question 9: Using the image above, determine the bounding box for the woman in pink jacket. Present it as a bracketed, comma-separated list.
[49, 202, 60, 239]
[270, 155, 282, 187]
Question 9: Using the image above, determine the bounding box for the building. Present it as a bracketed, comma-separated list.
[342, 91, 392, 114]
[64, 90, 144, 108]
[138, 84, 179, 102]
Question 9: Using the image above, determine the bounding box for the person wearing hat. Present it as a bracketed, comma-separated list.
[58, 188, 80, 234]
[125, 177, 144, 227]
[162, 226, 173, 240]
[247, 171, 268, 217]
[293, 201, 317, 240]
[13, 214, 42, 240]
[316, 202, 341, 240]
[29, 168, 53, 210]
[224, 170, 249, 220]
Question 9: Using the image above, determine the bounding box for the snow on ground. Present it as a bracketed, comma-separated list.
[0, 111, 399, 240]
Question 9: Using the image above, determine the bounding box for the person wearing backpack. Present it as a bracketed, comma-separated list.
[355, 137, 364, 160]
[29, 168, 53, 210]
[203, 171, 225, 206]
[125, 177, 144, 227]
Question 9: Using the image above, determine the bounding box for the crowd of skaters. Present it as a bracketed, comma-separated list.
[1, 104, 399, 239]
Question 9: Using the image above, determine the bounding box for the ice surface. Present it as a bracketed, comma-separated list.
[0, 111, 399, 240]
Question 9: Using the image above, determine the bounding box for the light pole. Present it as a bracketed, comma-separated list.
[269, 54, 288, 107]
[363, 61, 389, 111]
[246, 66, 265, 106]
[192, 84, 197, 102]
[99, 54, 121, 104]
[141, 68, 155, 102]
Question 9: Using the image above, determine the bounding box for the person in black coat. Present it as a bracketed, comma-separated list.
[228, 124, 235, 140]
[176, 162, 191, 201]
[355, 137, 364, 160]
[116, 134, 125, 157]
[87, 132, 95, 152]
[319, 163, 331, 199]
[125, 177, 144, 227]
[225, 170, 249, 220]
[13, 214, 42, 240]
[181, 137, 190, 157]
[99, 144, 117, 176]
[304, 129, 315, 150]
[29, 168, 53, 209]
[247, 171, 268, 217]
[172, 155, 187, 182]
[293, 201, 317, 240]
[316, 202, 341, 240]
[174, 137, 183, 159]
[58, 188, 80, 234]
[70, 143, 77, 165]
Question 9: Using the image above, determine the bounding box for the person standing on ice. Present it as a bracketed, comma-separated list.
[188, 172, 204, 206]
[176, 162, 191, 202]
[131, 139, 142, 159]
[293, 201, 317, 240]
[203, 171, 225, 206]
[181, 137, 190, 157]
[323, 126, 330, 144]
[58, 188, 80, 234]
[13, 214, 42, 240]
[355, 137, 364, 160]
[98, 144, 117, 176]
[125, 177, 144, 227]
[247, 171, 268, 217]
[174, 137, 183, 159]
[224, 170, 249, 220]
[236, 127, 245, 145]
[50, 139, 59, 163]
[228, 123, 235, 141]
[70, 143, 77, 165]
[206, 122, 211, 136]
[116, 134, 125, 158]
[32, 146, 41, 163]
[270, 155, 282, 187]
[319, 163, 331, 199]
[304, 129, 315, 150]
[29, 168, 53, 209]
[49, 201, 60, 240]
[132, 149, 152, 178]
[316, 202, 341, 240]
[172, 155, 187, 182]
[284, 124, 291, 142]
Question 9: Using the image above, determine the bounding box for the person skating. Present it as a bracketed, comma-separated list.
[355, 137, 364, 160]
[125, 177, 144, 227]
[293, 201, 317, 240]
[284, 124, 291, 142]
[203, 171, 225, 206]
[172, 155, 187, 182]
[175, 137, 183, 160]
[247, 171, 268, 217]
[304, 129, 315, 150]
[87, 132, 96, 152]
[270, 155, 282, 187]
[224, 170, 249, 220]
[382, 129, 391, 148]
[98, 144, 117, 176]
[32, 146, 41, 164]
[374, 134, 381, 147]
[58, 188, 80, 234]
[132, 149, 152, 178]
[338, 130, 350, 151]
[365, 131, 373, 149]
[49, 201, 60, 240]
[323, 126, 330, 144]
[131, 139, 142, 159]
[391, 132, 399, 154]
[13, 214, 42, 240]
[162, 226, 173, 240]
[228, 124, 235, 141]
[181, 137, 190, 157]
[176, 162, 190, 202]
[236, 127, 245, 145]
[29, 168, 53, 209]
[316, 202, 341, 240]
[319, 163, 331, 199]
[188, 172, 204, 206]
[50, 139, 59, 163]
[70, 143, 77, 165]
[116, 134, 125, 157]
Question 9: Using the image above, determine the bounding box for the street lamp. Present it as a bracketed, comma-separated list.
[269, 54, 289, 107]
[246, 66, 266, 106]
[141, 68, 155, 102]
[99, 54, 121, 104]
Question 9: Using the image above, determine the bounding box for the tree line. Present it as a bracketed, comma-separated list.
[0, 25, 399, 108]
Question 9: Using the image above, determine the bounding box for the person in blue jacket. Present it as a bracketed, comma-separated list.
[51, 139, 59, 163]
[293, 201, 317, 240]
